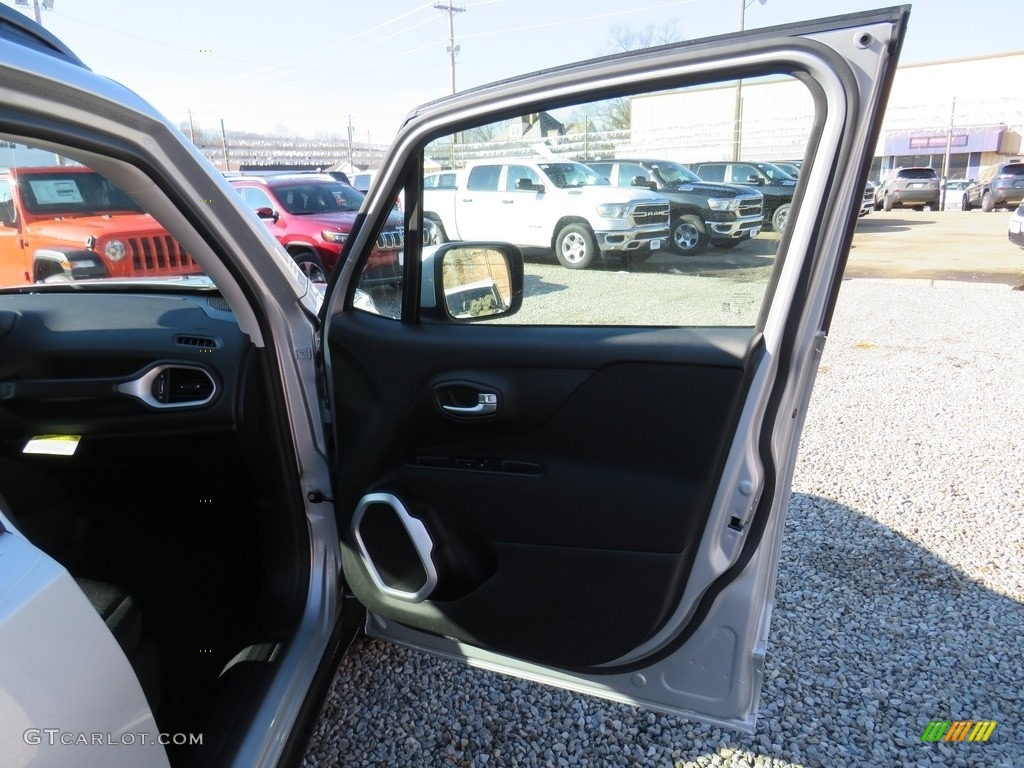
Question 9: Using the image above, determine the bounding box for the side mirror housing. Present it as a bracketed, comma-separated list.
[420, 242, 524, 322]
[254, 206, 279, 222]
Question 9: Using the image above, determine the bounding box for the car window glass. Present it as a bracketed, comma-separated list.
[695, 164, 724, 182]
[618, 163, 651, 187]
[241, 186, 274, 210]
[406, 75, 811, 326]
[506, 165, 541, 192]
[466, 166, 500, 191]
[729, 164, 761, 183]
[898, 168, 937, 179]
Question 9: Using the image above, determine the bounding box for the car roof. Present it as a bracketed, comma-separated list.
[229, 173, 345, 186]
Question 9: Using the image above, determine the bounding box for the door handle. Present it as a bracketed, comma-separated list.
[441, 392, 498, 416]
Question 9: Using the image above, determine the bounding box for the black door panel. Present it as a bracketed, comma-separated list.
[329, 314, 761, 667]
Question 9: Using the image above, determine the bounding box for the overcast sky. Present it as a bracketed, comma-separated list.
[8, 0, 1021, 143]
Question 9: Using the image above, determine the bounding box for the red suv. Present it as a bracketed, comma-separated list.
[229, 174, 403, 284]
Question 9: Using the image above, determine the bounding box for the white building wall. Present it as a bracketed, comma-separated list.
[628, 52, 1024, 163]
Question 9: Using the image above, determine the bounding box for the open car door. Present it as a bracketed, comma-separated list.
[323, 7, 909, 731]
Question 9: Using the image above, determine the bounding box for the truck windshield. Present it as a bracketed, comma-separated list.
[538, 163, 609, 189]
[649, 161, 703, 186]
[18, 170, 145, 215]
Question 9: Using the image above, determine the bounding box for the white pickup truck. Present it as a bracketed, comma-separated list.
[423, 159, 670, 269]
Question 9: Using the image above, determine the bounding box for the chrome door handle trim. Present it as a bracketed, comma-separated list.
[442, 392, 498, 416]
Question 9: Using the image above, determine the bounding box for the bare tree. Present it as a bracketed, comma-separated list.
[591, 19, 685, 131]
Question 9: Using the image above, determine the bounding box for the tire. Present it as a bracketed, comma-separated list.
[981, 192, 994, 212]
[883, 194, 893, 212]
[873, 198, 883, 211]
[962, 194, 971, 211]
[424, 215, 447, 245]
[670, 216, 708, 255]
[771, 203, 791, 232]
[292, 251, 328, 283]
[554, 223, 598, 270]
[912, 206, 924, 212]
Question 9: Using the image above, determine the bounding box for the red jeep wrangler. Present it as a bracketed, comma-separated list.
[0, 165, 199, 285]
[229, 174, 403, 284]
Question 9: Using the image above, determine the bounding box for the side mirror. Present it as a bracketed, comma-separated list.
[631, 175, 656, 190]
[420, 243, 524, 322]
[0, 200, 17, 229]
[254, 206, 279, 222]
[515, 178, 545, 193]
[746, 175, 764, 185]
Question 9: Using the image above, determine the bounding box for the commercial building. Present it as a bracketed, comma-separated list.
[630, 50, 1024, 182]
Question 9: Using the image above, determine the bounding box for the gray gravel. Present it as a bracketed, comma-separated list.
[305, 277, 1024, 767]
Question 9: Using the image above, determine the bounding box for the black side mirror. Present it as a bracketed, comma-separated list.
[515, 178, 544, 193]
[0, 200, 16, 229]
[420, 242, 524, 322]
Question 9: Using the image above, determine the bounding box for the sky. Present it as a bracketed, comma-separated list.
[7, 0, 1022, 144]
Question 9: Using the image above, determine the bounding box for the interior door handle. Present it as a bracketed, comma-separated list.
[441, 392, 498, 416]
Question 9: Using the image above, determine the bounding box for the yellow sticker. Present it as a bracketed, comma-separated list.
[23, 435, 81, 456]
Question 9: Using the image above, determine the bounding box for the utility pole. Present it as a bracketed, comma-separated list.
[15, 0, 53, 26]
[732, 0, 766, 162]
[347, 115, 354, 169]
[187, 109, 195, 144]
[434, 0, 465, 95]
[941, 96, 956, 210]
[220, 118, 231, 172]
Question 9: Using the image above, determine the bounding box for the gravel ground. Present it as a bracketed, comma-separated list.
[305, 278, 1024, 767]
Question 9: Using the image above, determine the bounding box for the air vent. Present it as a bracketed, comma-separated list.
[118, 364, 218, 409]
[162, 367, 216, 404]
[175, 334, 220, 350]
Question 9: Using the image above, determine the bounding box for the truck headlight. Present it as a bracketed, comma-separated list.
[596, 203, 629, 218]
[104, 239, 127, 261]
[707, 198, 739, 212]
[322, 230, 348, 244]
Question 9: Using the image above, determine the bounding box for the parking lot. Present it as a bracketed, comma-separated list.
[312, 211, 1024, 767]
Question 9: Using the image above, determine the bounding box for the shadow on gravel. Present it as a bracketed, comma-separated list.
[522, 273, 567, 298]
[302, 492, 1022, 768]
[855, 216, 935, 233]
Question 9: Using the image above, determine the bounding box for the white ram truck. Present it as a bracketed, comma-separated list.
[423, 159, 670, 269]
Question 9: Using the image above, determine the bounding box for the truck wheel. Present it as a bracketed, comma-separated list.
[772, 203, 792, 232]
[981, 192, 994, 212]
[555, 223, 598, 269]
[670, 216, 708, 255]
[292, 251, 328, 283]
[424, 216, 447, 245]
[961, 194, 971, 211]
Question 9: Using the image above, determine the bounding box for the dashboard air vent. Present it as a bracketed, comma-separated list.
[175, 334, 219, 350]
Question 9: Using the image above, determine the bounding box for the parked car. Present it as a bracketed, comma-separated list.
[0, 5, 906, 767]
[229, 173, 403, 284]
[860, 182, 876, 217]
[0, 165, 201, 284]
[423, 158, 670, 269]
[1009, 202, 1024, 249]
[585, 158, 763, 255]
[687, 160, 797, 231]
[873, 166, 940, 211]
[424, 171, 458, 189]
[962, 162, 1024, 212]
[773, 161, 802, 179]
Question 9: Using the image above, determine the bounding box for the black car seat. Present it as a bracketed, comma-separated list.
[0, 457, 161, 712]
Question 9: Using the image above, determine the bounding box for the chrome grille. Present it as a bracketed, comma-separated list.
[630, 203, 670, 227]
[376, 229, 404, 251]
[737, 195, 763, 218]
[124, 235, 200, 274]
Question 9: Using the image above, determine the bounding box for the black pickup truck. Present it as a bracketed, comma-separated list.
[587, 158, 764, 255]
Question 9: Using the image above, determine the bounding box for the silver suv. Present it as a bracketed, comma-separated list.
[874, 167, 940, 211]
